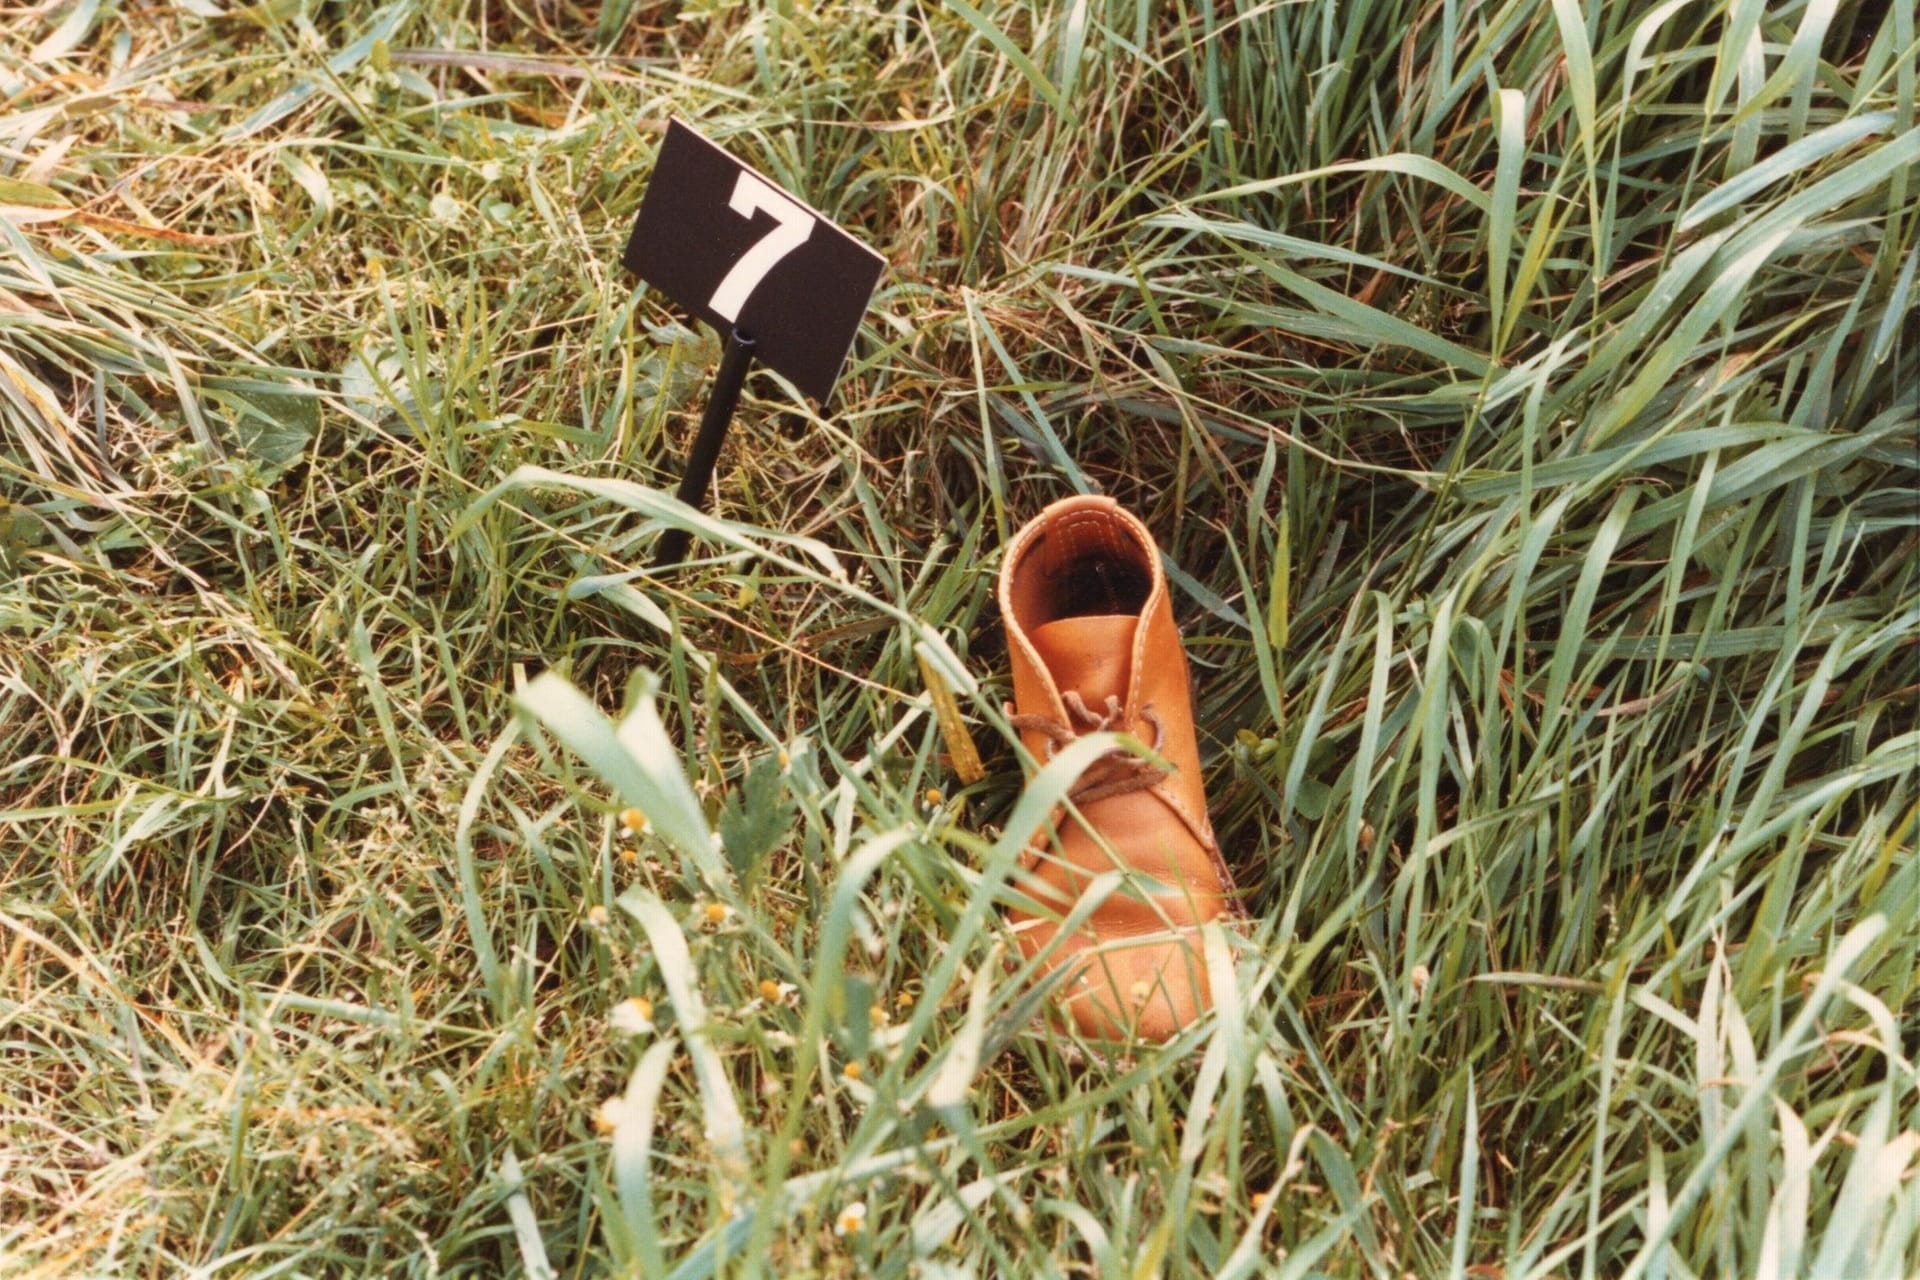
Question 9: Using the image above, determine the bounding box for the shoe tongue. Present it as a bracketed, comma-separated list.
[1028, 614, 1138, 709]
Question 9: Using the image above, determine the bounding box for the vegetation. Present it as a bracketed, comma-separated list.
[2, 0, 1914, 1275]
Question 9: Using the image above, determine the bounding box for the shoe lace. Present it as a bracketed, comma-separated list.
[1009, 691, 1168, 804]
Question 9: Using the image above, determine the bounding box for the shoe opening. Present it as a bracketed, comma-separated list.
[1005, 506, 1155, 633]
[1051, 552, 1150, 620]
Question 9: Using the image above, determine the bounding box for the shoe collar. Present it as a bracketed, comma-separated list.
[998, 494, 1168, 724]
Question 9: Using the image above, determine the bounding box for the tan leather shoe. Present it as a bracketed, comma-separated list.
[998, 494, 1238, 1042]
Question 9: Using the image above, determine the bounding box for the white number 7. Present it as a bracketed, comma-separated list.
[708, 172, 814, 323]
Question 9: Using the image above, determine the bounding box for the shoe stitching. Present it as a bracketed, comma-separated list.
[1148, 779, 1240, 905]
[1053, 511, 1097, 576]
[1046, 510, 1135, 572]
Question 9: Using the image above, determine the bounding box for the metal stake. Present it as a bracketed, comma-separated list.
[654, 327, 756, 568]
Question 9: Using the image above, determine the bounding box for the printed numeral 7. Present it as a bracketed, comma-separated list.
[708, 172, 814, 323]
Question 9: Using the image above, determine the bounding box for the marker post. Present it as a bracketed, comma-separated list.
[621, 120, 884, 568]
[653, 327, 755, 568]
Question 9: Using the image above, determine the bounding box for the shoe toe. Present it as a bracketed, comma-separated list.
[1057, 933, 1211, 1043]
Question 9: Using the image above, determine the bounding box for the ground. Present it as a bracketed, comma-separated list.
[1, 1, 1916, 1276]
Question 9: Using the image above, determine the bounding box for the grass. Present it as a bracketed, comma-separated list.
[1, 0, 1916, 1275]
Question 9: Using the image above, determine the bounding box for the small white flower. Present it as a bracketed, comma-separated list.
[834, 1200, 867, 1236]
[594, 1096, 631, 1135]
[610, 996, 654, 1037]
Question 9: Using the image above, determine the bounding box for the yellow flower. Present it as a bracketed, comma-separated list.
[586, 905, 611, 929]
[841, 1061, 863, 1082]
[834, 1201, 867, 1236]
[610, 996, 654, 1036]
[618, 807, 649, 838]
[703, 901, 732, 927]
[753, 980, 798, 1010]
[923, 787, 943, 806]
[869, 1004, 888, 1028]
[594, 1096, 628, 1135]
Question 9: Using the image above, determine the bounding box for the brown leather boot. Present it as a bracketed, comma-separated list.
[998, 494, 1238, 1041]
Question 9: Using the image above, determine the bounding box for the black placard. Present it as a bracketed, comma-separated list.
[624, 120, 885, 403]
